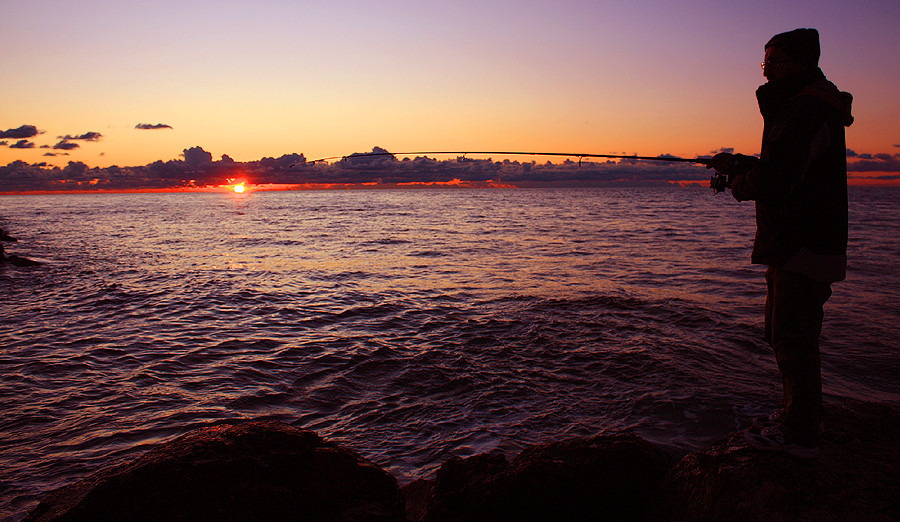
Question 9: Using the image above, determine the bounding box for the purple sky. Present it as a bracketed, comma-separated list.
[2, 0, 898, 172]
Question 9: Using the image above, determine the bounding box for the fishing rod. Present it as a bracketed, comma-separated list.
[296, 150, 728, 192]
[306, 150, 712, 166]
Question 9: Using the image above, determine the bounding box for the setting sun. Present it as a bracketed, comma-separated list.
[233, 184, 245, 193]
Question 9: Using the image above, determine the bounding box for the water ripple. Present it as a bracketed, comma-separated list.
[1, 187, 898, 520]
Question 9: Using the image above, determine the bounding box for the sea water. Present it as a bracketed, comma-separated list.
[2, 186, 898, 519]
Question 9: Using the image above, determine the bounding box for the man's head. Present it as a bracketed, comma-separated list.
[762, 28, 820, 81]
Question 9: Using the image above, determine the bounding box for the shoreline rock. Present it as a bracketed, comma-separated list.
[649, 399, 900, 521]
[26, 400, 900, 521]
[420, 431, 672, 521]
[24, 420, 405, 522]
[0, 228, 41, 266]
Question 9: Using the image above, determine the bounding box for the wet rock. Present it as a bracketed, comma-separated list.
[424, 431, 673, 521]
[25, 419, 405, 522]
[651, 400, 900, 521]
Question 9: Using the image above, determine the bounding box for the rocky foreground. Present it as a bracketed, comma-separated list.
[25, 400, 899, 521]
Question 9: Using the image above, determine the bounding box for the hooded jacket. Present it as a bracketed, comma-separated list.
[731, 67, 853, 283]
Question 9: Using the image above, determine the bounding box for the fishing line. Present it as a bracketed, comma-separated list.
[292, 150, 725, 191]
[303, 150, 712, 166]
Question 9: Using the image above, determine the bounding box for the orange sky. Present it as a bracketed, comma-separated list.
[1, 1, 898, 175]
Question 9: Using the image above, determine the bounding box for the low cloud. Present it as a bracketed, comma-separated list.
[59, 132, 102, 142]
[135, 123, 173, 130]
[53, 141, 80, 151]
[47, 131, 103, 152]
[0, 146, 714, 192]
[74, 132, 102, 141]
[847, 152, 900, 172]
[0, 125, 39, 139]
[182, 145, 213, 165]
[9, 140, 35, 149]
[3, 146, 899, 193]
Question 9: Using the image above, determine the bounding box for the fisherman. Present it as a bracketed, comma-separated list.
[709, 28, 853, 458]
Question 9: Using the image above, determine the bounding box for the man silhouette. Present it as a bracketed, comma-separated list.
[709, 28, 853, 458]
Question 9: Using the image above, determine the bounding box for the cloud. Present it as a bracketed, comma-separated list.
[0, 125, 39, 139]
[9, 140, 35, 149]
[135, 123, 173, 130]
[183, 146, 212, 166]
[4, 146, 899, 193]
[76, 131, 102, 141]
[847, 153, 900, 172]
[60, 132, 102, 141]
[53, 141, 80, 150]
[46, 131, 103, 152]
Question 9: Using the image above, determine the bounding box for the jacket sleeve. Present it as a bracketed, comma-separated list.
[731, 101, 830, 202]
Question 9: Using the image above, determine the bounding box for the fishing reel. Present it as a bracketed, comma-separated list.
[710, 171, 732, 193]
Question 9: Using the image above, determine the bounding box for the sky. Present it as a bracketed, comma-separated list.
[1, 0, 899, 186]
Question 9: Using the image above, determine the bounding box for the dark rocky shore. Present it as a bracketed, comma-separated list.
[25, 400, 899, 521]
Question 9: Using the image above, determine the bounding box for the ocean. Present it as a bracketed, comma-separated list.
[2, 186, 898, 519]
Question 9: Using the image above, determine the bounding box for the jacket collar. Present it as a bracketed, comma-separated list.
[756, 67, 826, 118]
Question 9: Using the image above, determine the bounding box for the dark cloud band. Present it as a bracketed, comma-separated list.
[58, 132, 102, 141]
[53, 141, 80, 150]
[2, 146, 896, 192]
[0, 125, 39, 139]
[9, 140, 35, 149]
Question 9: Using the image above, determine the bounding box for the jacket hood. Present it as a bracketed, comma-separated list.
[799, 78, 854, 127]
[757, 68, 853, 127]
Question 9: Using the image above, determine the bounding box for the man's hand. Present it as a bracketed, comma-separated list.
[707, 152, 739, 175]
[730, 173, 751, 202]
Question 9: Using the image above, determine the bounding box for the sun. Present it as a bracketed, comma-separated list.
[233, 184, 245, 193]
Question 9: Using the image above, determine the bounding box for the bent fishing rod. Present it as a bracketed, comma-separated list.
[306, 150, 712, 166]
[295, 150, 730, 192]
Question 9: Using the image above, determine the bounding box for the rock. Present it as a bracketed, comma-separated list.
[0, 230, 40, 266]
[401, 478, 434, 522]
[651, 400, 900, 521]
[25, 419, 405, 522]
[1, 253, 41, 266]
[25, 401, 900, 521]
[424, 431, 673, 521]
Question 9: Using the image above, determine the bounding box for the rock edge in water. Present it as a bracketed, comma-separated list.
[26, 400, 900, 521]
[24, 419, 405, 521]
